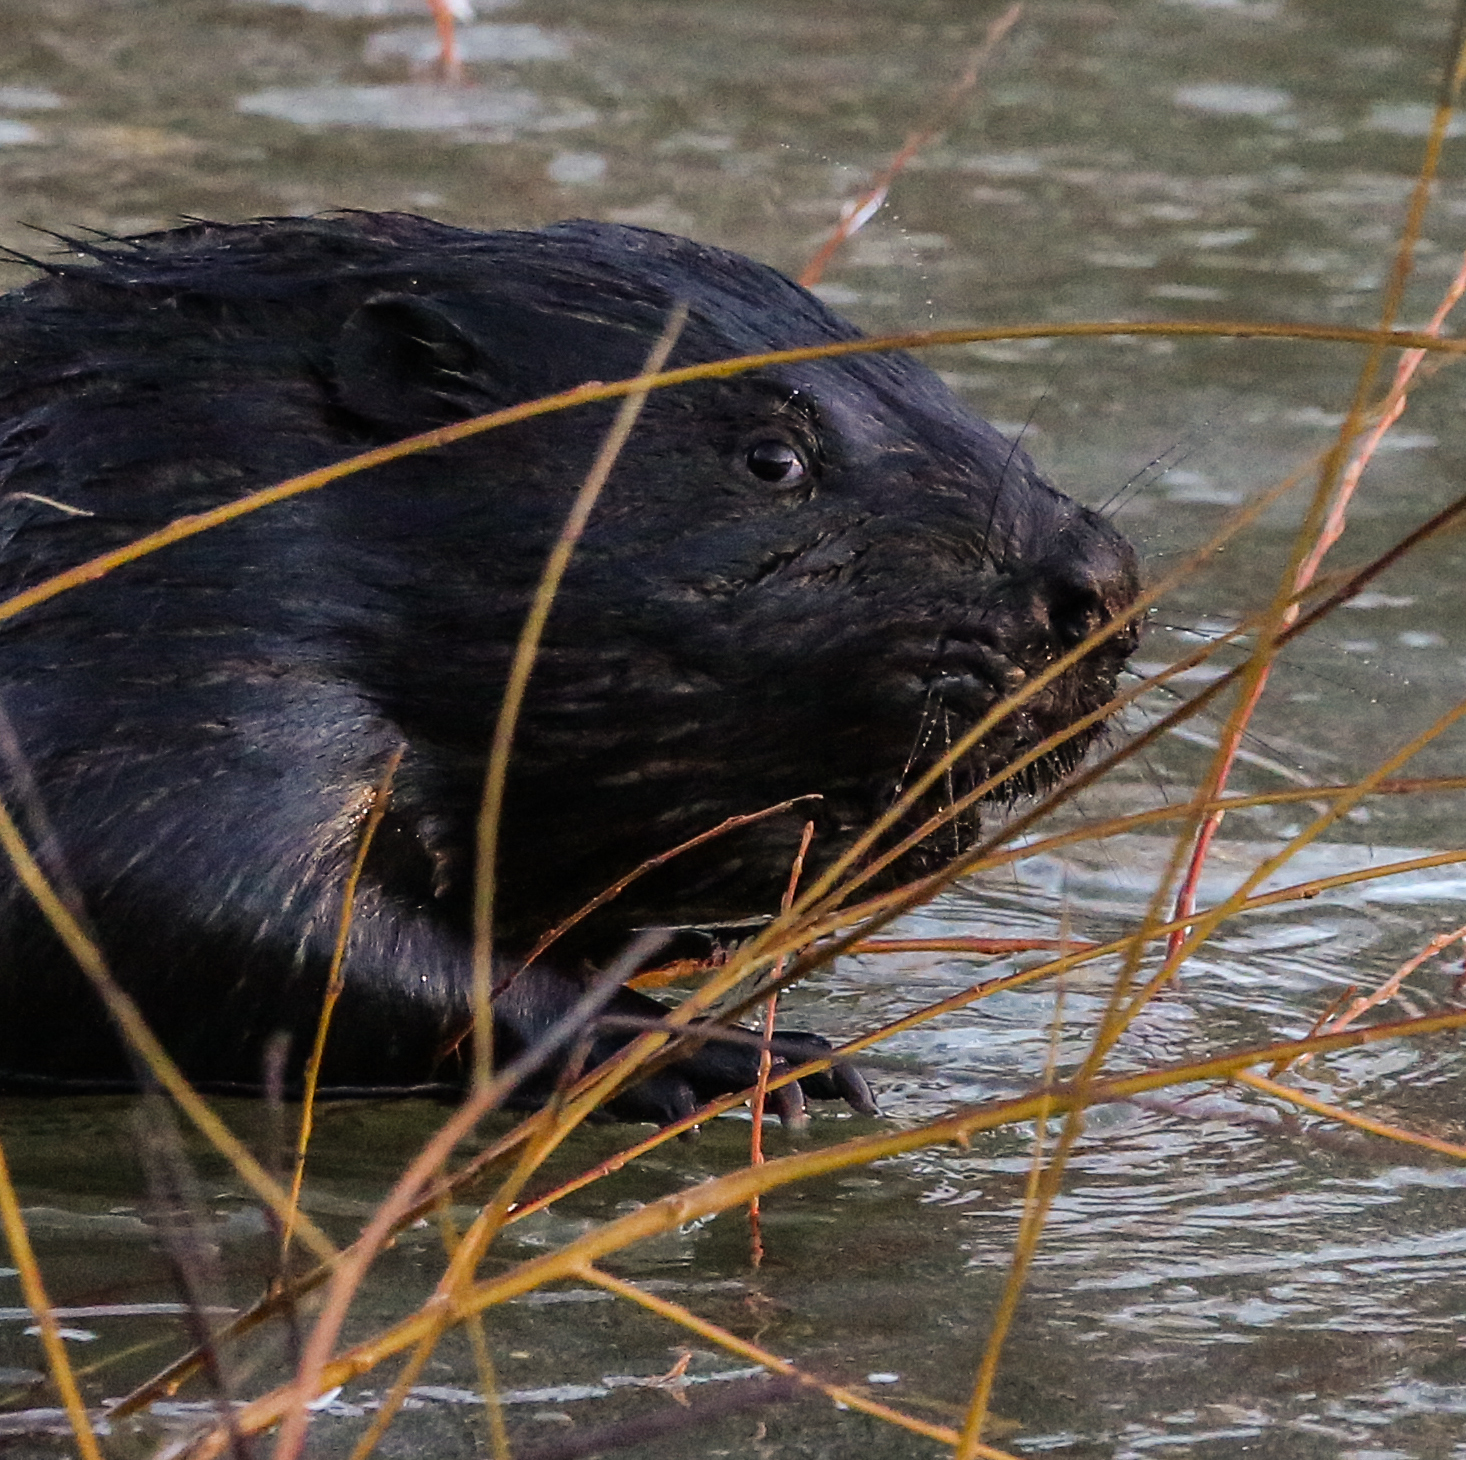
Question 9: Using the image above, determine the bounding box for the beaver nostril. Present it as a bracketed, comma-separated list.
[1040, 528, 1141, 653]
[1048, 580, 1106, 648]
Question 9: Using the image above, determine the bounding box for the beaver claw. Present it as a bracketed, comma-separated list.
[594, 1021, 878, 1128]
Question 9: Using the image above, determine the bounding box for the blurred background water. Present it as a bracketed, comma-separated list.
[2, 1, 1466, 1456]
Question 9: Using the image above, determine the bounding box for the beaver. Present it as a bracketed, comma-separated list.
[0, 211, 1138, 1122]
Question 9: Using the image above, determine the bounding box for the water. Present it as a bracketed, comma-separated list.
[2, 0, 1466, 1455]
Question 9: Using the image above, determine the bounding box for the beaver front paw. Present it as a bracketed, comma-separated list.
[594, 1022, 878, 1128]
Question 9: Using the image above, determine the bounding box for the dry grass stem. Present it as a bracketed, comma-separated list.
[471, 302, 690, 1092]
[284, 743, 406, 1259]
[0, 1137, 104, 1460]
[0, 795, 339, 1265]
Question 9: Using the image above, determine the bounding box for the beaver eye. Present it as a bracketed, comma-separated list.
[745, 438, 809, 486]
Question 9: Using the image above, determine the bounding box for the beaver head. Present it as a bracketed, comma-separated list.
[316, 216, 1139, 950]
[0, 212, 1136, 1087]
[0, 211, 1137, 960]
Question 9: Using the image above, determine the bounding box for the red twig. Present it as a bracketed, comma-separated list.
[1168, 250, 1466, 958]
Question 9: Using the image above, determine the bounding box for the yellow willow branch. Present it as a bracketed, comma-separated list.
[1235, 1070, 1466, 1161]
[0, 1137, 104, 1460]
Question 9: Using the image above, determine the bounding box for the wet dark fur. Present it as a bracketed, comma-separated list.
[0, 212, 1137, 1118]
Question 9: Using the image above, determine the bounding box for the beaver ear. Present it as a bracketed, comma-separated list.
[333, 293, 504, 429]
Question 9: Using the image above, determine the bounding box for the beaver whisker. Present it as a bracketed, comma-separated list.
[892, 682, 953, 805]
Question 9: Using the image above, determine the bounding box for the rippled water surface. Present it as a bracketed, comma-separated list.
[2, 0, 1466, 1456]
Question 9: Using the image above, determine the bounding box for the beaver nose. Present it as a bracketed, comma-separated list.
[1039, 516, 1141, 654]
